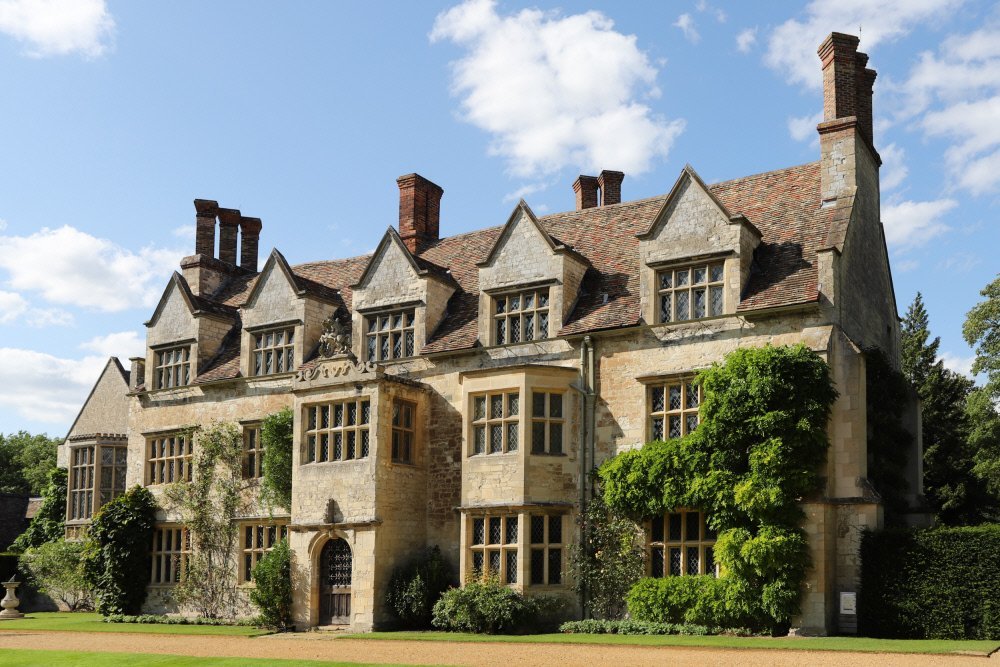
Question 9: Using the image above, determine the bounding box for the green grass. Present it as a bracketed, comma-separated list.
[341, 631, 1000, 656]
[0, 612, 269, 636]
[0, 649, 413, 667]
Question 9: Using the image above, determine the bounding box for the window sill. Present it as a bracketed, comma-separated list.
[302, 457, 370, 466]
[467, 451, 520, 458]
[529, 451, 568, 457]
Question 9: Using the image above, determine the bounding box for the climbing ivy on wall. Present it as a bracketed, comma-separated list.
[260, 408, 294, 512]
[600, 344, 838, 632]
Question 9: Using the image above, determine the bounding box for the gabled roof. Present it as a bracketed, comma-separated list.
[242, 249, 341, 308]
[161, 159, 841, 379]
[352, 227, 456, 289]
[638, 164, 762, 240]
[64, 357, 130, 441]
[145, 272, 237, 327]
[477, 200, 589, 268]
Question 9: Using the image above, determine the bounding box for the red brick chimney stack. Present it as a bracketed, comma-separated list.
[216, 208, 241, 265]
[194, 199, 219, 257]
[573, 175, 599, 211]
[818, 32, 876, 147]
[239, 217, 263, 272]
[397, 173, 444, 254]
[598, 170, 625, 206]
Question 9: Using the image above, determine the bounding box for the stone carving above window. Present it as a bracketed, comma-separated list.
[318, 312, 353, 358]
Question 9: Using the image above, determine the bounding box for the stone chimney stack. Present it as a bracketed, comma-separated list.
[397, 173, 444, 254]
[239, 217, 262, 272]
[598, 170, 625, 206]
[217, 208, 241, 265]
[573, 175, 599, 210]
[194, 199, 219, 256]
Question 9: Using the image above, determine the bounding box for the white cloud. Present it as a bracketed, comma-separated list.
[881, 198, 957, 249]
[80, 330, 145, 360]
[895, 259, 919, 272]
[765, 0, 963, 89]
[879, 143, 908, 191]
[787, 111, 822, 143]
[25, 307, 73, 327]
[431, 0, 684, 178]
[673, 13, 700, 44]
[736, 28, 757, 53]
[0, 290, 27, 323]
[0, 347, 107, 425]
[936, 252, 980, 273]
[0, 219, 7, 231]
[939, 351, 976, 377]
[0, 225, 183, 312]
[0, 0, 114, 58]
[503, 181, 550, 204]
[172, 224, 195, 240]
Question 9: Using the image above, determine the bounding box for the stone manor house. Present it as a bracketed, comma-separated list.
[58, 34, 920, 634]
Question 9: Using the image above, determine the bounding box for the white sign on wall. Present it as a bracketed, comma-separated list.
[840, 592, 857, 615]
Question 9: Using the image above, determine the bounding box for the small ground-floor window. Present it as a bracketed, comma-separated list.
[646, 510, 717, 577]
[150, 525, 190, 585]
[241, 521, 289, 583]
[464, 510, 568, 587]
[529, 513, 564, 585]
[468, 514, 519, 584]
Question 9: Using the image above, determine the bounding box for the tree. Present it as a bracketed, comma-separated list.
[250, 538, 292, 629]
[10, 467, 67, 553]
[864, 348, 913, 525]
[83, 485, 157, 615]
[902, 293, 994, 524]
[967, 388, 1000, 497]
[21, 539, 92, 611]
[964, 274, 1000, 400]
[0, 431, 60, 496]
[164, 422, 251, 619]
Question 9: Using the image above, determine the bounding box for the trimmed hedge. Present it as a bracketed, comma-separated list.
[860, 525, 1000, 639]
[559, 619, 757, 636]
[105, 614, 259, 627]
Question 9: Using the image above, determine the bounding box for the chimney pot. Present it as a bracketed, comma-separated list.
[217, 208, 241, 265]
[397, 173, 444, 253]
[239, 216, 263, 272]
[193, 199, 219, 257]
[598, 170, 625, 206]
[573, 175, 599, 211]
[818, 32, 861, 122]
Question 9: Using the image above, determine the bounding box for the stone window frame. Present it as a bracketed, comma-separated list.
[146, 431, 194, 485]
[646, 509, 717, 578]
[239, 521, 289, 584]
[365, 307, 416, 362]
[243, 423, 264, 479]
[251, 326, 296, 377]
[470, 390, 520, 456]
[491, 286, 551, 346]
[153, 344, 192, 389]
[68, 445, 95, 521]
[97, 445, 128, 508]
[648, 377, 702, 442]
[391, 398, 417, 465]
[528, 513, 565, 586]
[150, 525, 191, 586]
[529, 390, 566, 455]
[303, 398, 372, 464]
[656, 260, 725, 324]
[468, 513, 519, 585]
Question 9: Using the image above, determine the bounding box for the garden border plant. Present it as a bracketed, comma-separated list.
[599, 344, 838, 633]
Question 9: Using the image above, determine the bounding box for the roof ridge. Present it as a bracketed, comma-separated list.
[708, 160, 820, 189]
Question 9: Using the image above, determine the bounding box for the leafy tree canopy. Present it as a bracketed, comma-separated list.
[10, 467, 68, 553]
[0, 431, 60, 496]
[964, 274, 1000, 400]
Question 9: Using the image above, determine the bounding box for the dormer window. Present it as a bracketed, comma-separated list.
[154, 345, 192, 389]
[493, 288, 549, 346]
[657, 262, 724, 323]
[366, 309, 415, 362]
[253, 327, 295, 376]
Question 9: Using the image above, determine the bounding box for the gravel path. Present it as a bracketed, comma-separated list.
[0, 630, 996, 666]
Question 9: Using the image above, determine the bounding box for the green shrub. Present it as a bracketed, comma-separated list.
[431, 577, 561, 634]
[10, 468, 67, 553]
[560, 619, 720, 635]
[83, 485, 157, 616]
[20, 538, 92, 610]
[386, 546, 454, 628]
[104, 614, 258, 626]
[0, 552, 18, 582]
[249, 538, 292, 629]
[260, 409, 293, 511]
[860, 525, 1000, 639]
[626, 576, 750, 628]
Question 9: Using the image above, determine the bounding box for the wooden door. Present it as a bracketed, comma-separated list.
[319, 538, 352, 624]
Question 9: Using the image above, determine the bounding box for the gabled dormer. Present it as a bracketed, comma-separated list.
[636, 165, 761, 326]
[144, 272, 236, 390]
[477, 200, 588, 347]
[240, 249, 340, 378]
[350, 226, 456, 362]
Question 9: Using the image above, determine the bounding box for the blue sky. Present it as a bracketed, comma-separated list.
[1, 0, 998, 436]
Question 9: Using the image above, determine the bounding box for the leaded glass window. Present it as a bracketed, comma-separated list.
[154, 345, 191, 389]
[468, 513, 517, 583]
[530, 391, 565, 455]
[647, 510, 717, 578]
[150, 526, 191, 585]
[366, 309, 415, 362]
[493, 288, 550, 345]
[649, 379, 701, 441]
[147, 433, 193, 484]
[252, 327, 295, 376]
[470, 391, 519, 455]
[657, 261, 724, 323]
[241, 522, 288, 583]
[529, 514, 564, 586]
[304, 398, 371, 463]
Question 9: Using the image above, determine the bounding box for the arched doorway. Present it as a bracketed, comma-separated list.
[319, 538, 352, 625]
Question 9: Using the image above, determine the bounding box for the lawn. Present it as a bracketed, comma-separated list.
[0, 612, 269, 636]
[0, 649, 405, 667]
[342, 631, 1000, 656]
